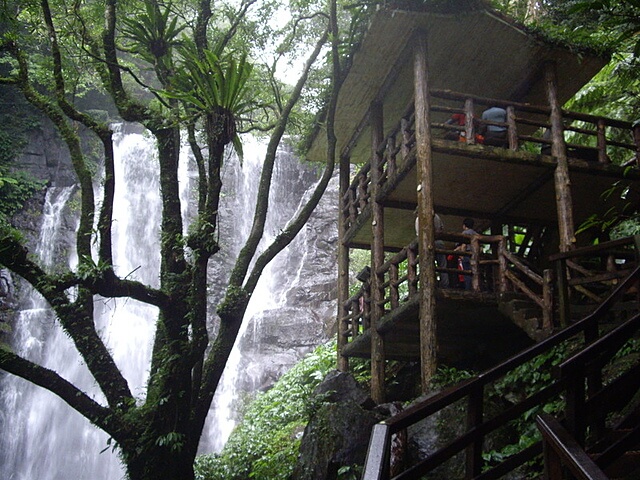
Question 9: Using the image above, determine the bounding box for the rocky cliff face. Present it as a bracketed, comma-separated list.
[7, 118, 338, 395]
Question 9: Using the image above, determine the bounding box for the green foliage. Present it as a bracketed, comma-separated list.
[217, 285, 250, 317]
[175, 41, 253, 115]
[121, 2, 186, 61]
[194, 340, 338, 480]
[337, 464, 363, 480]
[570, 1, 640, 56]
[0, 170, 44, 220]
[576, 180, 639, 238]
[155, 431, 186, 453]
[482, 341, 579, 471]
[0, 220, 26, 259]
[0, 87, 44, 219]
[75, 255, 111, 281]
[429, 364, 474, 389]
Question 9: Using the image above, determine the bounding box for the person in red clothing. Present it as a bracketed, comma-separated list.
[444, 112, 484, 143]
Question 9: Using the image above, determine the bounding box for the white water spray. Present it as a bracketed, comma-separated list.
[0, 127, 332, 478]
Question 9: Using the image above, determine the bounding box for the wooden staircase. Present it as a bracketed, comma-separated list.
[498, 292, 549, 342]
[362, 262, 640, 480]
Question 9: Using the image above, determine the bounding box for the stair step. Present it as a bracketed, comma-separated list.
[601, 451, 640, 479]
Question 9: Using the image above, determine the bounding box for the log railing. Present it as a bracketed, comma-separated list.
[340, 234, 554, 346]
[341, 89, 639, 236]
[361, 262, 640, 480]
[502, 249, 554, 330]
[340, 236, 639, 347]
[377, 240, 419, 315]
[429, 89, 639, 164]
[536, 280, 640, 478]
[550, 236, 639, 327]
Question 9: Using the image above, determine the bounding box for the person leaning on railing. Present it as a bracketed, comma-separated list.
[455, 218, 478, 290]
[481, 106, 508, 147]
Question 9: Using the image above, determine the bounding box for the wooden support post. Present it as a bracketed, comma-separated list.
[498, 236, 508, 294]
[387, 135, 397, 180]
[565, 370, 586, 446]
[408, 244, 418, 297]
[507, 106, 518, 151]
[471, 236, 480, 292]
[465, 386, 484, 479]
[401, 117, 412, 159]
[370, 100, 386, 404]
[464, 98, 475, 145]
[337, 153, 351, 372]
[545, 62, 575, 253]
[556, 258, 570, 328]
[543, 439, 564, 480]
[543, 268, 554, 331]
[597, 119, 608, 163]
[414, 33, 438, 392]
[357, 173, 368, 211]
[633, 122, 640, 167]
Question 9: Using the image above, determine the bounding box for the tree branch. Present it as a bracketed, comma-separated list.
[41, 0, 116, 268]
[245, 3, 344, 294]
[227, 26, 330, 290]
[0, 348, 121, 435]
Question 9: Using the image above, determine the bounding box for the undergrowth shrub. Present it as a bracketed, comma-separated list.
[195, 340, 337, 480]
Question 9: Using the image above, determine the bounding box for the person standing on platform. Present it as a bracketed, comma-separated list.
[456, 218, 478, 290]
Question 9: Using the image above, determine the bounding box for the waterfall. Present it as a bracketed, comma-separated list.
[204, 138, 320, 452]
[0, 186, 128, 480]
[0, 127, 335, 477]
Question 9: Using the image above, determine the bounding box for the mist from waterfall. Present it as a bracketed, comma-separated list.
[204, 138, 318, 453]
[0, 126, 328, 478]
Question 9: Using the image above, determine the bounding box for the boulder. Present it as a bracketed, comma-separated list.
[292, 399, 384, 480]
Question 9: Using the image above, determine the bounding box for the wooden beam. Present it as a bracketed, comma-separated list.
[414, 32, 438, 392]
[370, 100, 386, 404]
[337, 152, 350, 372]
[545, 62, 576, 252]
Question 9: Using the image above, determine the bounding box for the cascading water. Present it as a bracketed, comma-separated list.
[0, 124, 165, 480]
[0, 185, 129, 480]
[204, 138, 321, 452]
[0, 126, 336, 477]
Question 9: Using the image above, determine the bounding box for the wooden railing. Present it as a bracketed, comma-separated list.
[341, 236, 638, 348]
[537, 302, 640, 478]
[503, 249, 554, 330]
[550, 236, 639, 327]
[536, 414, 609, 480]
[429, 89, 639, 164]
[340, 233, 556, 346]
[377, 240, 419, 314]
[340, 283, 371, 346]
[361, 262, 640, 480]
[341, 89, 639, 236]
[557, 310, 640, 449]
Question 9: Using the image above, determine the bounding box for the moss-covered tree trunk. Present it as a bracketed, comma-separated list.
[0, 1, 339, 478]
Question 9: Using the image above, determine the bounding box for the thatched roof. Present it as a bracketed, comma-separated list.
[307, 3, 609, 164]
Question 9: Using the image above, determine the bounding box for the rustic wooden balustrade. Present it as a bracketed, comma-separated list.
[341, 89, 640, 236]
[339, 233, 557, 346]
[550, 235, 640, 327]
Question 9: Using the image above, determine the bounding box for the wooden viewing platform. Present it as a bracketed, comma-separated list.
[307, 2, 640, 403]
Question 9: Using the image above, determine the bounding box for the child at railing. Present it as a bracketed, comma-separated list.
[455, 218, 478, 290]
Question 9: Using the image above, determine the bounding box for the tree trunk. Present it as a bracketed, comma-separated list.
[125, 445, 196, 480]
